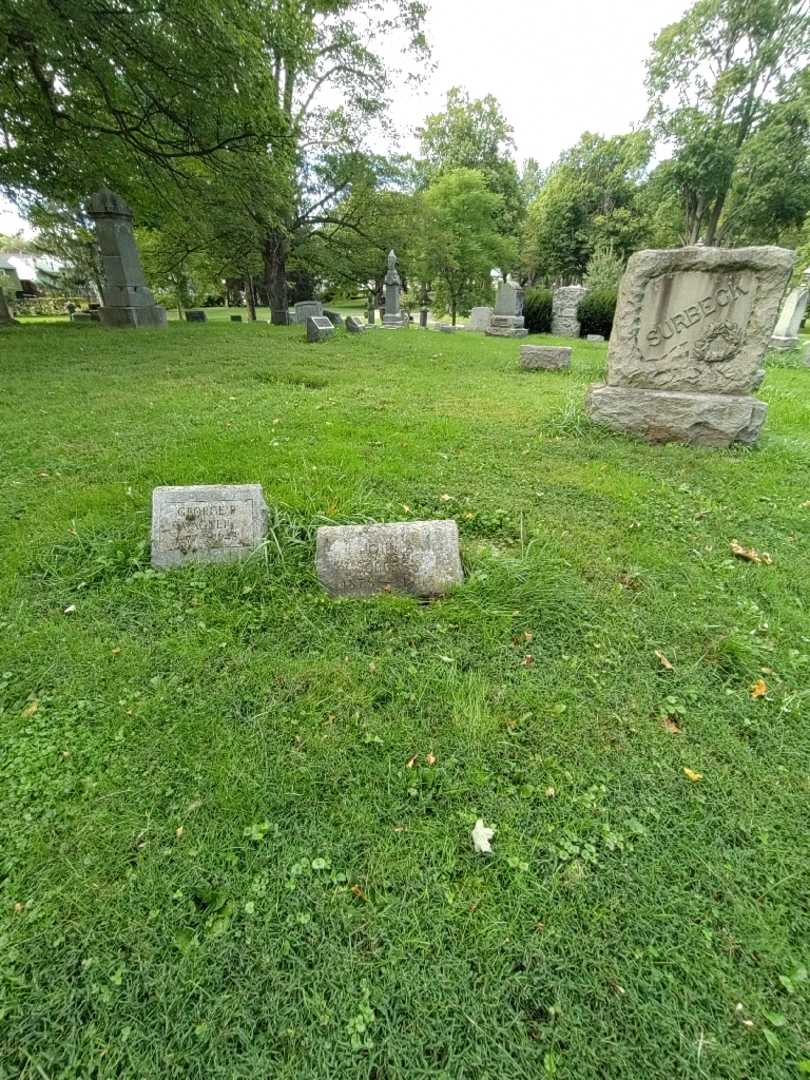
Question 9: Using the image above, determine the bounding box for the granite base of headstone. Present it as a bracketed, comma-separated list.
[315, 520, 463, 598]
[551, 285, 587, 337]
[230, 314, 243, 323]
[521, 345, 572, 370]
[151, 484, 269, 569]
[585, 245, 793, 447]
[486, 284, 528, 338]
[185, 310, 207, 323]
[345, 315, 365, 333]
[87, 189, 168, 330]
[306, 315, 334, 343]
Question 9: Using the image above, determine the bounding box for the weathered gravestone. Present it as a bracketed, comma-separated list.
[552, 285, 587, 338]
[345, 315, 365, 333]
[586, 246, 793, 447]
[323, 309, 344, 327]
[486, 284, 528, 338]
[586, 334, 605, 343]
[230, 314, 243, 323]
[295, 300, 323, 323]
[520, 345, 572, 370]
[87, 189, 167, 329]
[0, 288, 19, 326]
[419, 308, 428, 328]
[315, 520, 463, 598]
[382, 250, 405, 328]
[467, 306, 494, 332]
[185, 310, 207, 323]
[770, 268, 809, 350]
[151, 484, 269, 569]
[306, 315, 334, 343]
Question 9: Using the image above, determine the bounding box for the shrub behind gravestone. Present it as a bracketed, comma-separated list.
[523, 287, 553, 333]
[578, 288, 617, 339]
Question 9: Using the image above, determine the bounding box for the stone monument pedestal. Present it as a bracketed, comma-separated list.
[585, 246, 793, 448]
[486, 283, 528, 338]
[88, 189, 167, 330]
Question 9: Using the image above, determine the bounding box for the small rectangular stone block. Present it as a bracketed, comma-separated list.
[316, 520, 463, 598]
[306, 316, 334, 342]
[586, 334, 605, 342]
[151, 484, 268, 568]
[521, 345, 572, 370]
[345, 315, 365, 333]
[185, 310, 207, 322]
[99, 305, 168, 329]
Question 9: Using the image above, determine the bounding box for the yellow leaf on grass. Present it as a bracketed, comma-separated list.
[683, 767, 703, 782]
[425, 752, 437, 766]
[660, 715, 682, 734]
[22, 699, 40, 718]
[750, 678, 768, 699]
[405, 754, 418, 769]
[655, 650, 674, 670]
[730, 540, 773, 565]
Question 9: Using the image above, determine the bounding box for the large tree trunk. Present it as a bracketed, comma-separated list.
[263, 228, 289, 325]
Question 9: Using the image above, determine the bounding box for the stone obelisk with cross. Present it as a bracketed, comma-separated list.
[87, 189, 167, 329]
[382, 249, 405, 328]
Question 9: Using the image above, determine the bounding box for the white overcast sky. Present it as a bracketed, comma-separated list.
[0, 0, 688, 235]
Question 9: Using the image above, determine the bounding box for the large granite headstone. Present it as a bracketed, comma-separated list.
[295, 300, 323, 323]
[382, 250, 405, 328]
[316, 520, 463, 598]
[151, 485, 268, 568]
[87, 189, 167, 329]
[306, 315, 334, 342]
[466, 306, 494, 332]
[586, 246, 793, 447]
[486, 284, 527, 338]
[552, 285, 587, 337]
[770, 268, 809, 349]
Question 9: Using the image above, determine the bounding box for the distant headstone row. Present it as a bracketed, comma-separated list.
[151, 485, 462, 597]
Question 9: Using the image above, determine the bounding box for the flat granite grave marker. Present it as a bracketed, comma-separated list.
[307, 315, 334, 342]
[87, 189, 167, 329]
[520, 345, 571, 370]
[316, 520, 463, 598]
[185, 310, 207, 322]
[586, 245, 793, 447]
[230, 314, 243, 322]
[151, 484, 268, 569]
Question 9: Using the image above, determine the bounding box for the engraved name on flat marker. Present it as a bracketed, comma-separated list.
[151, 484, 268, 568]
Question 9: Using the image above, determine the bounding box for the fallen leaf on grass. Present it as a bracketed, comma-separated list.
[683, 767, 703, 783]
[472, 819, 495, 854]
[521, 655, 535, 667]
[21, 699, 40, 718]
[405, 754, 418, 769]
[63, 604, 77, 615]
[545, 786, 556, 798]
[655, 650, 674, 670]
[750, 678, 768, 699]
[660, 715, 682, 734]
[425, 752, 437, 766]
[730, 541, 773, 565]
[175, 826, 184, 838]
[351, 884, 366, 901]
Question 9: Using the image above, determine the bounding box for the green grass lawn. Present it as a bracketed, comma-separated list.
[1, 320, 809, 1079]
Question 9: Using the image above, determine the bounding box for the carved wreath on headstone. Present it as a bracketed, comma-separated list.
[692, 322, 744, 364]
